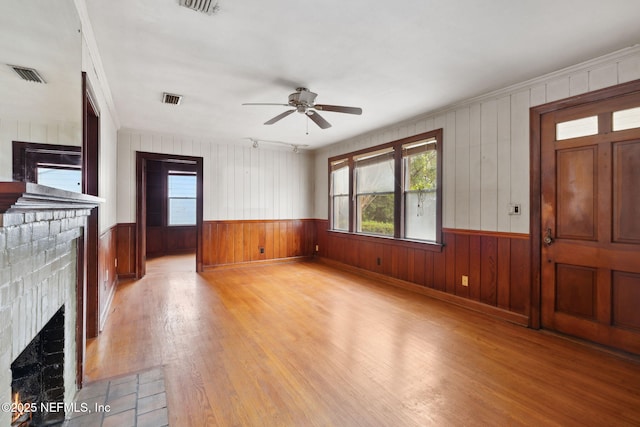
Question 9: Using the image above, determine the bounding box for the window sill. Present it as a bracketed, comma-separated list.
[325, 229, 444, 252]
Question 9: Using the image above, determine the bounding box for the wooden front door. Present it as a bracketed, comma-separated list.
[540, 91, 640, 354]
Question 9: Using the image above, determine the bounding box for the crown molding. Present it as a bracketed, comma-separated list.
[74, 0, 121, 129]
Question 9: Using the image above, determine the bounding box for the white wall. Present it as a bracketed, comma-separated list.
[314, 46, 640, 234]
[117, 129, 314, 223]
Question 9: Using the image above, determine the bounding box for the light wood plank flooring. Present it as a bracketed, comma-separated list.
[85, 255, 640, 426]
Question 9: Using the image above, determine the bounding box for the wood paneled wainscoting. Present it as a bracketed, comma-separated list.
[316, 220, 531, 325]
[115, 223, 136, 279]
[202, 219, 317, 269]
[147, 225, 197, 257]
[98, 226, 118, 330]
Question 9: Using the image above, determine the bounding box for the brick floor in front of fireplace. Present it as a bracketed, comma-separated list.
[63, 367, 169, 427]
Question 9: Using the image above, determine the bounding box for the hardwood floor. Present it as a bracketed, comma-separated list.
[85, 254, 640, 426]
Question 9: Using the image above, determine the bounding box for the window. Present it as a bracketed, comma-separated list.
[330, 159, 350, 231]
[556, 116, 598, 140]
[355, 148, 395, 236]
[613, 106, 640, 131]
[328, 129, 442, 244]
[403, 139, 437, 241]
[167, 171, 196, 226]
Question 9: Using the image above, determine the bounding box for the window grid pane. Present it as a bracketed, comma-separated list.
[405, 191, 436, 241]
[403, 149, 437, 241]
[556, 116, 598, 140]
[168, 198, 196, 226]
[331, 166, 349, 196]
[332, 195, 349, 231]
[613, 106, 640, 131]
[355, 158, 394, 193]
[355, 155, 395, 236]
[357, 194, 394, 236]
[168, 174, 197, 197]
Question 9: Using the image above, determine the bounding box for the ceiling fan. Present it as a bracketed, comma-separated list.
[242, 87, 362, 129]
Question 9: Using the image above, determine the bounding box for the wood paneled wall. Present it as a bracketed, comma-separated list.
[147, 226, 197, 257]
[115, 223, 136, 279]
[98, 226, 118, 330]
[313, 47, 640, 234]
[202, 219, 316, 268]
[117, 130, 314, 224]
[115, 219, 530, 323]
[316, 220, 530, 323]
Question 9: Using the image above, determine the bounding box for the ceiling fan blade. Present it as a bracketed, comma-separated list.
[243, 103, 290, 106]
[314, 104, 362, 115]
[264, 109, 295, 125]
[307, 111, 332, 129]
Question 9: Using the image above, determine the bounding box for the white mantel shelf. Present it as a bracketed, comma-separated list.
[0, 182, 103, 214]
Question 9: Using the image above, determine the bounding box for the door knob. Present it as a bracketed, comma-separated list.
[544, 228, 554, 246]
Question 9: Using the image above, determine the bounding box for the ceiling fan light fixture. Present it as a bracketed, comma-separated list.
[243, 87, 361, 130]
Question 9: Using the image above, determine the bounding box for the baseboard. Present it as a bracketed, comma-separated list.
[202, 256, 313, 271]
[99, 277, 117, 332]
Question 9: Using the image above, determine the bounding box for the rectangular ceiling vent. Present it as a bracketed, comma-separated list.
[10, 65, 46, 83]
[179, 0, 219, 15]
[162, 93, 183, 105]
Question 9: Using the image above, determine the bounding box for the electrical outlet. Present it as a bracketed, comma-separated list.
[508, 203, 521, 215]
[377, 257, 381, 266]
[315, 244, 319, 252]
[259, 247, 265, 254]
[462, 275, 469, 287]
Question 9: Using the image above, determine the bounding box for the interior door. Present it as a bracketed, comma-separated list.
[540, 92, 640, 354]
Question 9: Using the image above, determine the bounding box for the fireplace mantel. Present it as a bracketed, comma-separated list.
[0, 182, 102, 215]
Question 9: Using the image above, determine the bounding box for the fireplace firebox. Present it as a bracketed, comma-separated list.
[11, 307, 65, 426]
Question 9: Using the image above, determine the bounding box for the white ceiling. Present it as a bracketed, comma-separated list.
[85, 0, 640, 149]
[0, 1, 80, 124]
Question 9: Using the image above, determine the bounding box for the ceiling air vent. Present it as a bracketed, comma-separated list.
[162, 93, 182, 105]
[10, 65, 46, 83]
[179, 0, 219, 15]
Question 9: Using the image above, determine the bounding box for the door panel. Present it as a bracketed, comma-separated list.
[613, 271, 640, 331]
[541, 92, 640, 354]
[555, 264, 596, 319]
[613, 140, 640, 243]
[556, 147, 597, 240]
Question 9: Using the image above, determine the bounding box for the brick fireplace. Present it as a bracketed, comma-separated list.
[0, 183, 101, 426]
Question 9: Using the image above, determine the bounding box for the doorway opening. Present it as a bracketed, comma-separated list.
[136, 151, 203, 278]
[146, 159, 198, 259]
